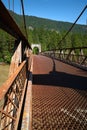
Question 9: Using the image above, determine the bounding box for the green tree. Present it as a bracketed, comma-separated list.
[33, 47, 39, 54]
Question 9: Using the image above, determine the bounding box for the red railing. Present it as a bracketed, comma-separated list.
[0, 1, 32, 129]
[0, 59, 28, 130]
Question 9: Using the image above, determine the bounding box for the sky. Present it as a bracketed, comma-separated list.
[2, 0, 87, 25]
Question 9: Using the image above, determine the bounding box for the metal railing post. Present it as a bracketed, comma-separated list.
[9, 40, 22, 76]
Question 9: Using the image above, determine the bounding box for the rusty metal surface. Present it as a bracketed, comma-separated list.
[0, 1, 31, 49]
[0, 60, 27, 130]
[32, 55, 87, 130]
[41, 47, 87, 67]
[21, 55, 33, 130]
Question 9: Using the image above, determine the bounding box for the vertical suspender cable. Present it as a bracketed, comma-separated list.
[13, 0, 14, 12]
[20, 0, 28, 40]
[8, 0, 10, 10]
[20, 0, 21, 15]
[58, 5, 87, 48]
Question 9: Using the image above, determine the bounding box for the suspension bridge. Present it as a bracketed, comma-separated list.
[0, 1, 87, 130]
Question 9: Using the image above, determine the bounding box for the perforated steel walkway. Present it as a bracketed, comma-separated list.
[32, 55, 87, 130]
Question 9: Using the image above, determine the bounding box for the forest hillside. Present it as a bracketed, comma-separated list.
[0, 10, 87, 63]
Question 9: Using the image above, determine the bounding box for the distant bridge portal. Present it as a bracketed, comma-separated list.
[31, 44, 41, 52]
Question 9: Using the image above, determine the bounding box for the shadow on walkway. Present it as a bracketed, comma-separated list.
[33, 58, 87, 90]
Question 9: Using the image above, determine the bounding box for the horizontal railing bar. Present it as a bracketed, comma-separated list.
[43, 46, 87, 52]
[0, 60, 26, 100]
[0, 57, 29, 129]
[41, 47, 87, 69]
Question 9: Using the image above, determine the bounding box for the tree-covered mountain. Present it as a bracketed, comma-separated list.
[0, 10, 87, 63]
[9, 10, 87, 34]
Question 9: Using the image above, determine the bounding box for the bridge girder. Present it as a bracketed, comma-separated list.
[0, 1, 31, 49]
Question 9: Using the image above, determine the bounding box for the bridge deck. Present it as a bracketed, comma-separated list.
[32, 55, 87, 130]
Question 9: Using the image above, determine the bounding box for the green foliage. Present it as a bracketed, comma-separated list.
[0, 10, 87, 64]
[0, 29, 14, 64]
[9, 10, 87, 34]
[27, 27, 87, 52]
[9, 10, 87, 52]
[33, 47, 39, 54]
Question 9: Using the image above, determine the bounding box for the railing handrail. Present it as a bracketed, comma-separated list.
[0, 58, 29, 129]
[41, 46, 87, 69]
[0, 60, 26, 101]
[42, 46, 87, 52]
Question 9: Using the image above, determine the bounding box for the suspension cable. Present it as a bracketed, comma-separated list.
[13, 0, 14, 12]
[20, 0, 28, 39]
[58, 5, 87, 48]
[8, 0, 10, 10]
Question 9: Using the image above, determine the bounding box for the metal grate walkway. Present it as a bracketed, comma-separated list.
[32, 55, 87, 130]
[32, 85, 87, 130]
